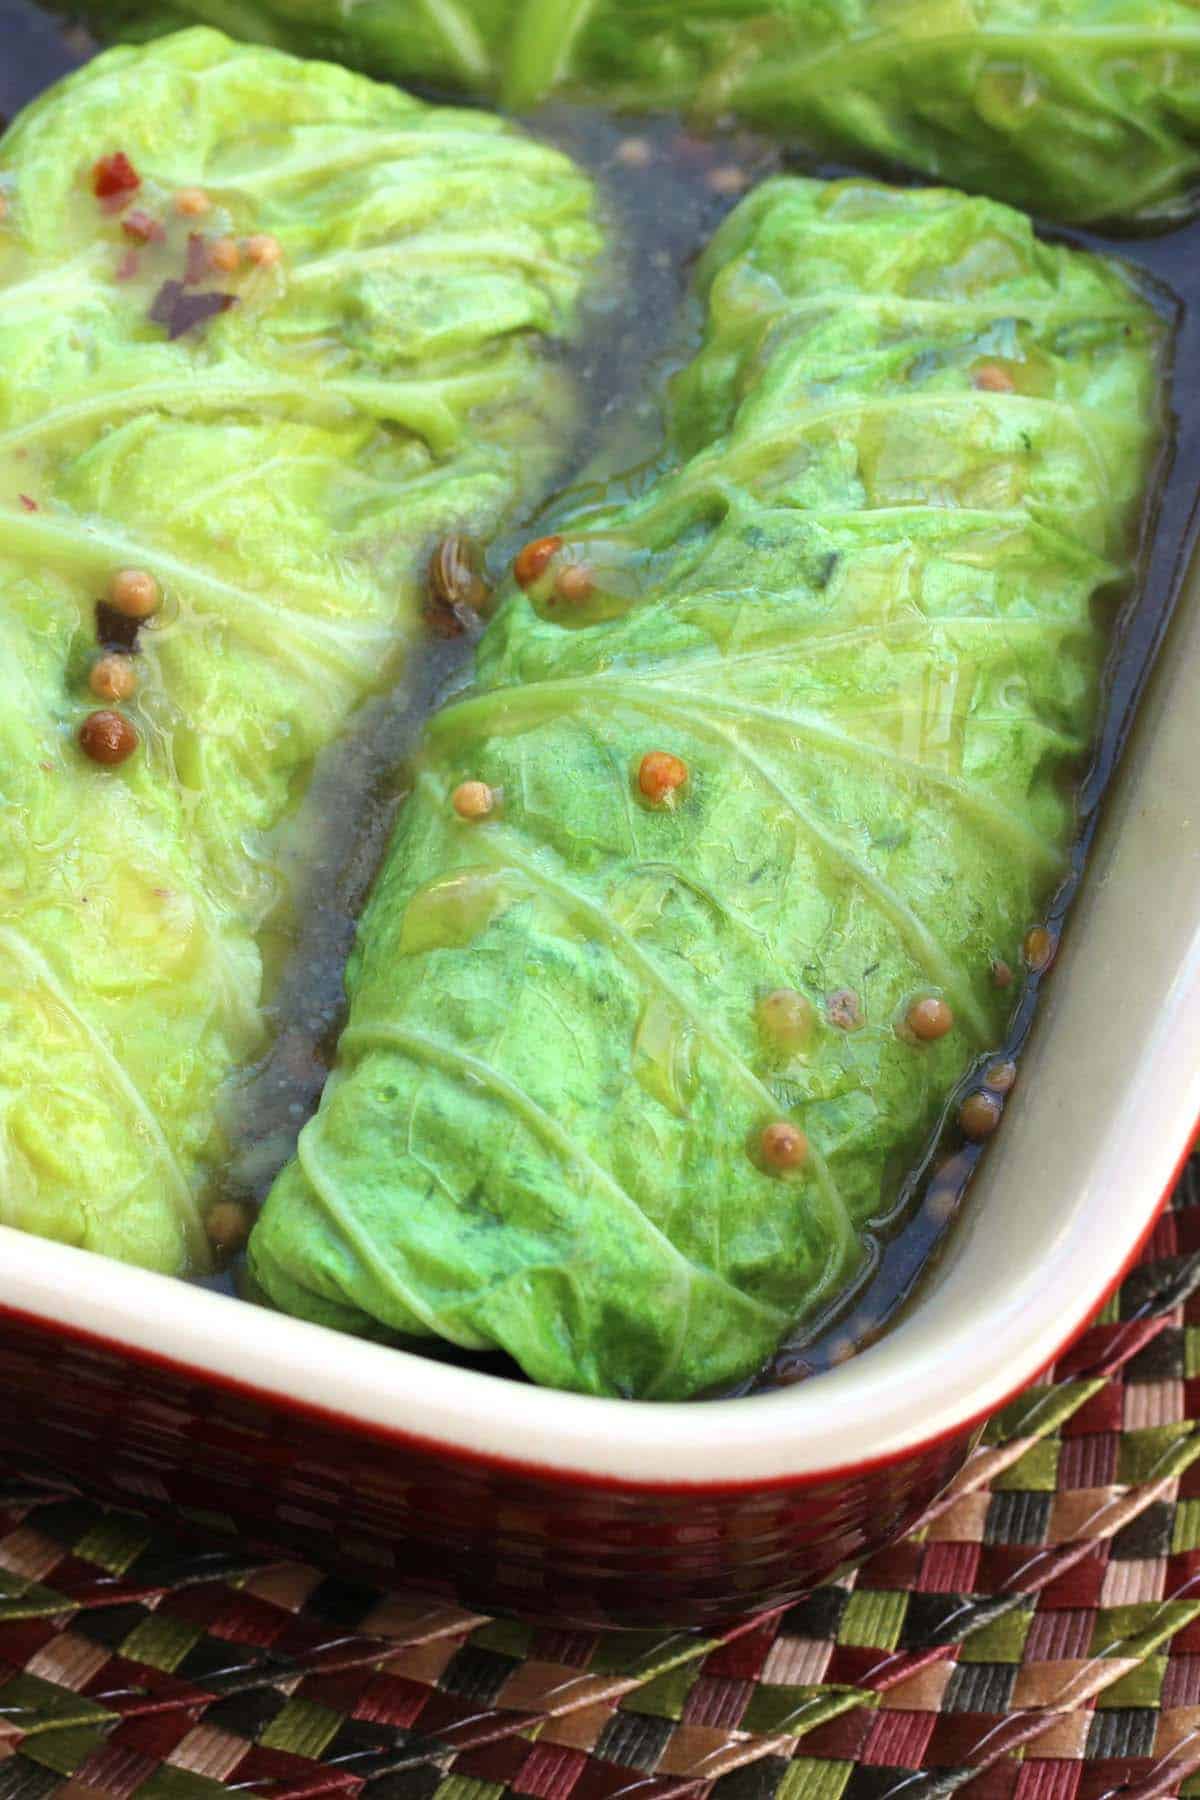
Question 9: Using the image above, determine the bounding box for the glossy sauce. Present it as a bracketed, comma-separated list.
[6, 0, 1199, 1394]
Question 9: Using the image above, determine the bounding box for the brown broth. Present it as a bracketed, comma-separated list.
[6, 0, 1200, 1394]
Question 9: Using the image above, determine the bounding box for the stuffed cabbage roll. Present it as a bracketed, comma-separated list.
[0, 29, 601, 1273]
[251, 177, 1166, 1399]
[77, 0, 1200, 227]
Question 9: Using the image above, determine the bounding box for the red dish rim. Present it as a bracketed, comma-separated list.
[1, 1111, 1191, 1499]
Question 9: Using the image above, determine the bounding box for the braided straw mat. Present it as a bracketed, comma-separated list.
[2, 1161, 1200, 1800]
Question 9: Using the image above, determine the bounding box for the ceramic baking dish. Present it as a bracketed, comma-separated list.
[2, 0, 1199, 1632]
[0, 528, 1195, 1627]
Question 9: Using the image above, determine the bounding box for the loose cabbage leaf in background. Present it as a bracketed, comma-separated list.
[0, 28, 601, 1273]
[73, 0, 1200, 228]
[251, 177, 1167, 1400]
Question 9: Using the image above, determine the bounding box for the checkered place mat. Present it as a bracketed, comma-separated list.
[2, 1165, 1200, 1800]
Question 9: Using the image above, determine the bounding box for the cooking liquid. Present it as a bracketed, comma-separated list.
[6, 0, 1200, 1395]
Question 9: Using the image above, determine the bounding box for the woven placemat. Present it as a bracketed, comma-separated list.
[1, 1164, 1199, 1800]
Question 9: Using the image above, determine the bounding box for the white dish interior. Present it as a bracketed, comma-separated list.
[3, 554, 1197, 1489]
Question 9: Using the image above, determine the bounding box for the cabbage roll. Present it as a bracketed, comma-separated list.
[251, 177, 1166, 1399]
[78, 0, 1200, 227]
[0, 29, 601, 1272]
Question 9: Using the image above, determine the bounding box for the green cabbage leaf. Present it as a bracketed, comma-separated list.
[250, 177, 1166, 1399]
[0, 28, 601, 1273]
[77, 0, 1200, 227]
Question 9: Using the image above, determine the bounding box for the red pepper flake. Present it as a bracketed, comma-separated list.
[115, 249, 140, 283]
[184, 233, 210, 286]
[92, 153, 141, 207]
[122, 210, 164, 244]
[17, 494, 37, 512]
[148, 279, 237, 340]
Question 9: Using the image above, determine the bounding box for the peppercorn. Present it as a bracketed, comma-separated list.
[637, 750, 688, 805]
[925, 1173, 962, 1225]
[206, 1200, 252, 1257]
[452, 780, 495, 821]
[905, 996, 954, 1041]
[554, 563, 595, 604]
[707, 165, 749, 196]
[960, 1091, 1002, 1140]
[207, 236, 241, 274]
[756, 987, 814, 1050]
[108, 567, 160, 620]
[761, 1121, 808, 1172]
[614, 137, 654, 168]
[88, 654, 137, 703]
[174, 187, 211, 217]
[1024, 925, 1055, 971]
[984, 1060, 1017, 1094]
[244, 233, 283, 267]
[513, 535, 562, 589]
[428, 534, 488, 631]
[826, 987, 864, 1031]
[80, 710, 138, 767]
